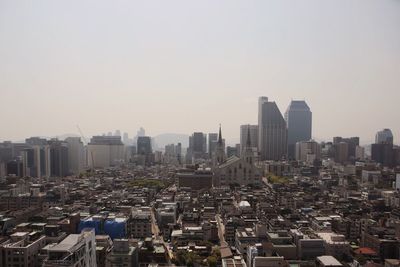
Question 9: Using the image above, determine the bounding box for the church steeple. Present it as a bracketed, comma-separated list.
[242, 125, 255, 165]
[218, 124, 223, 146]
[214, 124, 226, 166]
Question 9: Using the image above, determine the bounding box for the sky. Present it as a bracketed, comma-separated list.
[0, 0, 399, 145]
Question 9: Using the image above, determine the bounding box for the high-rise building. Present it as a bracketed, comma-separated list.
[208, 133, 218, 157]
[87, 136, 125, 168]
[137, 136, 153, 166]
[371, 129, 396, 167]
[285, 100, 312, 159]
[333, 137, 359, 161]
[123, 132, 129, 144]
[334, 142, 349, 164]
[375, 128, 393, 144]
[22, 145, 51, 178]
[137, 136, 152, 155]
[137, 127, 145, 137]
[48, 139, 69, 177]
[240, 125, 258, 155]
[355, 146, 365, 160]
[164, 143, 182, 165]
[258, 97, 287, 161]
[295, 140, 321, 163]
[371, 143, 394, 167]
[188, 132, 207, 162]
[22, 137, 51, 178]
[65, 137, 85, 175]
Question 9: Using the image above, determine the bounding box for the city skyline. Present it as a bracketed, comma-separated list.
[1, 0, 400, 143]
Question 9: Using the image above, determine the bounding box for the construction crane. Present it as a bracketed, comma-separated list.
[76, 125, 95, 175]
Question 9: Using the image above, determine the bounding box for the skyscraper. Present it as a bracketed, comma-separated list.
[187, 132, 207, 163]
[375, 128, 394, 144]
[137, 136, 152, 155]
[23, 137, 51, 178]
[65, 137, 85, 175]
[285, 100, 312, 159]
[372, 129, 395, 167]
[208, 133, 218, 158]
[258, 97, 288, 161]
[48, 139, 69, 177]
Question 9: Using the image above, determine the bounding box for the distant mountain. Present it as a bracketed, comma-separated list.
[152, 133, 189, 150]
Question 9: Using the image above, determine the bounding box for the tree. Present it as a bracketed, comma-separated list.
[207, 256, 217, 267]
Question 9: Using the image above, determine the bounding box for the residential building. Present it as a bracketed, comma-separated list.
[43, 228, 97, 267]
[0, 232, 46, 267]
[106, 239, 138, 267]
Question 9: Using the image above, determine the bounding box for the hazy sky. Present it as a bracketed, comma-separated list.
[1, 0, 399, 145]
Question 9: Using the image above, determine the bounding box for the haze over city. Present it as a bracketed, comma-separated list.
[1, 0, 399, 144]
[3, 1, 400, 267]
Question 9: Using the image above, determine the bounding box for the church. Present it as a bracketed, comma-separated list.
[213, 125, 263, 187]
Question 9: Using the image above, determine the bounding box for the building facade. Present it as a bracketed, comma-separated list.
[258, 97, 288, 161]
[285, 100, 312, 159]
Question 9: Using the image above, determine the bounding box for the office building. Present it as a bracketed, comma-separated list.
[164, 143, 182, 165]
[285, 100, 312, 159]
[188, 132, 207, 162]
[334, 142, 349, 164]
[65, 137, 85, 175]
[295, 140, 321, 163]
[376, 129, 394, 144]
[208, 133, 219, 158]
[371, 143, 394, 167]
[137, 136, 152, 155]
[22, 145, 51, 178]
[258, 97, 287, 161]
[48, 139, 69, 177]
[355, 146, 365, 160]
[43, 228, 97, 267]
[87, 136, 125, 168]
[333, 137, 359, 161]
[136, 136, 153, 166]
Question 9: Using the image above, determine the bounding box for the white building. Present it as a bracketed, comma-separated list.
[43, 228, 97, 267]
[87, 136, 125, 168]
[316, 232, 350, 259]
[295, 140, 321, 163]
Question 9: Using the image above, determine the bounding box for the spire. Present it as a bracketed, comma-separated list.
[246, 125, 251, 147]
[218, 124, 223, 145]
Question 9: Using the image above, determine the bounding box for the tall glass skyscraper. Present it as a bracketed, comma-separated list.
[285, 100, 312, 159]
[258, 97, 288, 161]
